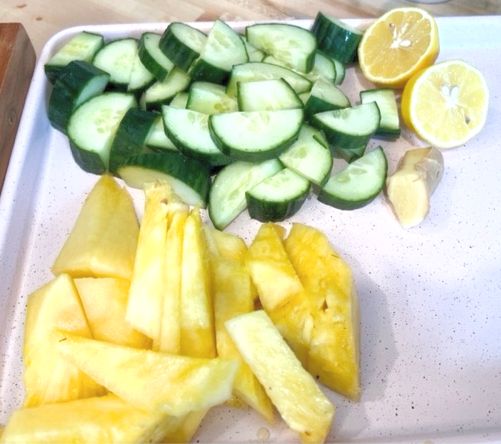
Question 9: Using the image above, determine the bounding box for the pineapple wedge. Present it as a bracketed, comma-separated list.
[126, 182, 171, 339]
[179, 209, 216, 358]
[211, 245, 274, 423]
[157, 206, 188, 354]
[57, 333, 237, 416]
[74, 277, 151, 349]
[52, 175, 138, 280]
[246, 223, 303, 311]
[247, 223, 313, 364]
[23, 274, 104, 407]
[226, 311, 335, 444]
[285, 223, 360, 400]
[0, 394, 180, 444]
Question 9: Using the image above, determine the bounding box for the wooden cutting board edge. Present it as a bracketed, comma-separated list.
[0, 23, 36, 194]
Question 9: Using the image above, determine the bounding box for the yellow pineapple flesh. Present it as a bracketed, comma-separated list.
[126, 182, 171, 340]
[157, 206, 188, 354]
[57, 333, 237, 416]
[23, 274, 104, 407]
[285, 223, 360, 400]
[211, 240, 274, 423]
[179, 209, 216, 358]
[52, 175, 138, 280]
[0, 394, 180, 444]
[246, 223, 303, 311]
[74, 277, 151, 349]
[161, 410, 208, 444]
[226, 311, 335, 444]
[247, 223, 313, 364]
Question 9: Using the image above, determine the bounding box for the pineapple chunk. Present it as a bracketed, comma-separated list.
[52, 175, 138, 280]
[57, 333, 237, 416]
[204, 226, 247, 262]
[74, 277, 151, 349]
[226, 311, 335, 444]
[0, 394, 180, 444]
[212, 253, 274, 423]
[285, 223, 360, 400]
[247, 223, 313, 364]
[23, 274, 104, 407]
[179, 209, 216, 358]
[157, 207, 188, 354]
[246, 223, 303, 311]
[126, 182, 171, 339]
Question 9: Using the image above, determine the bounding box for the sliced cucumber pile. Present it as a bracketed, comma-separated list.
[46, 13, 401, 226]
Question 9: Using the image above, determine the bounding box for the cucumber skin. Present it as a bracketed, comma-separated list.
[138, 34, 168, 81]
[45, 65, 65, 84]
[48, 61, 109, 134]
[189, 59, 230, 85]
[312, 12, 363, 64]
[246, 187, 310, 222]
[159, 23, 202, 72]
[208, 117, 302, 162]
[108, 108, 156, 174]
[119, 151, 212, 205]
[69, 141, 107, 175]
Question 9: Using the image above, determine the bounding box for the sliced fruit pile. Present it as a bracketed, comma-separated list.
[0, 176, 359, 444]
[44, 13, 404, 228]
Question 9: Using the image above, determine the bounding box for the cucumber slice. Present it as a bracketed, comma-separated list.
[127, 53, 155, 92]
[108, 108, 156, 174]
[241, 37, 265, 62]
[360, 89, 401, 138]
[67, 92, 137, 173]
[159, 22, 208, 72]
[303, 78, 350, 120]
[190, 20, 248, 84]
[246, 23, 317, 73]
[48, 61, 109, 133]
[141, 67, 191, 110]
[118, 151, 211, 207]
[187, 81, 237, 114]
[312, 12, 364, 64]
[279, 124, 333, 186]
[93, 38, 138, 88]
[45, 31, 104, 84]
[145, 115, 177, 151]
[246, 168, 310, 222]
[162, 106, 231, 166]
[305, 51, 337, 83]
[227, 62, 312, 97]
[332, 58, 346, 84]
[237, 79, 302, 112]
[138, 32, 175, 81]
[169, 92, 189, 109]
[209, 159, 283, 229]
[209, 109, 303, 161]
[312, 102, 380, 149]
[318, 146, 387, 210]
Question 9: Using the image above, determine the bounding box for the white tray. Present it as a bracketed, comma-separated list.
[1, 16, 501, 443]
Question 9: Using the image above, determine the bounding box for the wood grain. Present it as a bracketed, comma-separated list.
[0, 23, 36, 193]
[1, 0, 500, 56]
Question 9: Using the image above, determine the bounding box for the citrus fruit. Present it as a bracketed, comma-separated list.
[401, 60, 489, 149]
[358, 7, 439, 88]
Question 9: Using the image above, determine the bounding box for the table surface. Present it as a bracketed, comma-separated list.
[2, 0, 501, 56]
